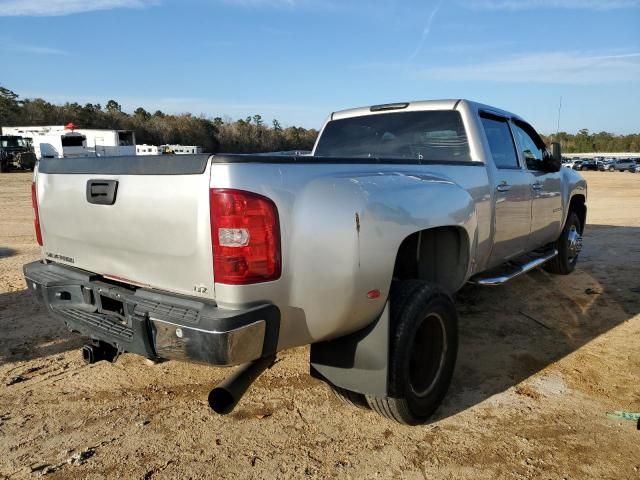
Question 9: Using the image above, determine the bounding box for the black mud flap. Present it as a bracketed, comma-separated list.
[310, 302, 390, 397]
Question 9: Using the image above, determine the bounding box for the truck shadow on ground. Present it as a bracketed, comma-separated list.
[0, 289, 86, 366]
[436, 223, 640, 420]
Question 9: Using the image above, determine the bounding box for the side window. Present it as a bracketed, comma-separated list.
[480, 115, 519, 169]
[512, 122, 545, 171]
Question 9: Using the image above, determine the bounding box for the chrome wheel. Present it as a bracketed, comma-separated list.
[567, 224, 582, 262]
[409, 313, 447, 397]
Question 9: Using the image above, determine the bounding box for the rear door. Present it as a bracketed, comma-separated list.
[36, 155, 215, 299]
[480, 113, 533, 264]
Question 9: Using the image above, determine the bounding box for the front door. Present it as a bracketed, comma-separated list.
[511, 121, 563, 250]
[480, 113, 533, 265]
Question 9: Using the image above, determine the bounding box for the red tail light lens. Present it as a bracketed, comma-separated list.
[210, 189, 281, 285]
[31, 182, 43, 246]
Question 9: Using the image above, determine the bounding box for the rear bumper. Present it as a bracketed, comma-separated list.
[23, 261, 280, 366]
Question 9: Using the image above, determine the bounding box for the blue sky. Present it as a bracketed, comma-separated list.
[0, 0, 639, 134]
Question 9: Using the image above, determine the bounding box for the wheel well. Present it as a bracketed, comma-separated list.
[392, 227, 470, 294]
[569, 194, 586, 233]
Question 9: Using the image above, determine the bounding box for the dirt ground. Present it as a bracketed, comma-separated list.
[1, 170, 639, 479]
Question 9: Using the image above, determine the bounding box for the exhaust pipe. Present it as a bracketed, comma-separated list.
[81, 342, 119, 364]
[208, 355, 276, 414]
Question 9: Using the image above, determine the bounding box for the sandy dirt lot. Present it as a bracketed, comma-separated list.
[1, 170, 639, 479]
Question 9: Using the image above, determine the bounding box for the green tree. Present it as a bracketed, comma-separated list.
[0, 86, 20, 125]
[134, 107, 150, 120]
[105, 99, 121, 113]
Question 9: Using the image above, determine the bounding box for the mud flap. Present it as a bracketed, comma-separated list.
[310, 302, 390, 397]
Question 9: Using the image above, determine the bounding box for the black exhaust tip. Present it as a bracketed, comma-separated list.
[207, 355, 275, 415]
[208, 388, 236, 415]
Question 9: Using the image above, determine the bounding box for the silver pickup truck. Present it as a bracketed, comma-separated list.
[24, 99, 586, 425]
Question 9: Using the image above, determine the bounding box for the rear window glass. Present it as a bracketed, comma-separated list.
[118, 131, 134, 146]
[314, 110, 470, 162]
[61, 135, 85, 147]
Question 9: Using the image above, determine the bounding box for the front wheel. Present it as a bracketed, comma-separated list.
[609, 166, 615, 171]
[544, 211, 583, 275]
[366, 280, 458, 425]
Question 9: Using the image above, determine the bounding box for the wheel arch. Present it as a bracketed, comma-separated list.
[392, 226, 471, 294]
[569, 194, 586, 233]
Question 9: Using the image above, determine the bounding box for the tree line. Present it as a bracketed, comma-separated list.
[2, 86, 638, 154]
[0, 86, 318, 153]
[543, 129, 640, 153]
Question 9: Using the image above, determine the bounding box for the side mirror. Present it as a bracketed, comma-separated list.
[544, 142, 562, 172]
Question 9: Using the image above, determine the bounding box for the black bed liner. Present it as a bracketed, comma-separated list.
[38, 153, 483, 175]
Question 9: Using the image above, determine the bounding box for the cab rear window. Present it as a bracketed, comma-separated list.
[314, 110, 470, 162]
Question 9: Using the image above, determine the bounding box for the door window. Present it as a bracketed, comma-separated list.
[480, 115, 519, 169]
[512, 122, 545, 171]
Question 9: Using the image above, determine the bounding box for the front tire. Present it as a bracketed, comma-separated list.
[544, 211, 583, 275]
[366, 280, 458, 425]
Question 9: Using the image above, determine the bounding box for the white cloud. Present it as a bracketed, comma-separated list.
[2, 43, 70, 55]
[419, 50, 640, 84]
[218, 0, 343, 10]
[408, 0, 445, 61]
[428, 40, 514, 55]
[221, 0, 297, 5]
[0, 0, 159, 17]
[461, 0, 640, 10]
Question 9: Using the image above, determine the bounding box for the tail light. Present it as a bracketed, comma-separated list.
[31, 182, 43, 246]
[210, 189, 281, 285]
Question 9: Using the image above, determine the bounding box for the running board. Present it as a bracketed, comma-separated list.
[470, 249, 558, 286]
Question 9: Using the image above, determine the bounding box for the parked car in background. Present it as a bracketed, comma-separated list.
[563, 158, 579, 168]
[607, 158, 637, 172]
[629, 162, 640, 173]
[0, 135, 37, 172]
[575, 159, 598, 171]
[571, 160, 583, 170]
[598, 158, 616, 171]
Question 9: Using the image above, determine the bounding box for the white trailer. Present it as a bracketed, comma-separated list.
[1, 126, 136, 159]
[162, 144, 203, 155]
[136, 144, 163, 155]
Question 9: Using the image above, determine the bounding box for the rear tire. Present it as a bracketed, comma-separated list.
[366, 280, 458, 425]
[331, 385, 370, 410]
[544, 211, 582, 275]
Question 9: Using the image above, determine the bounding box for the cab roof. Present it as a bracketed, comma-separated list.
[330, 99, 524, 123]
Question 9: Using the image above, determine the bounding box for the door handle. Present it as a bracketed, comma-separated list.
[86, 179, 118, 205]
[532, 182, 543, 191]
[496, 182, 511, 192]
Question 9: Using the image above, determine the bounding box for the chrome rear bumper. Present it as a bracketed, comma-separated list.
[23, 261, 280, 366]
